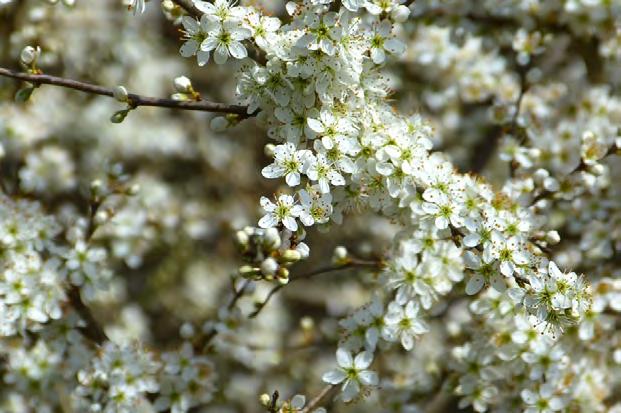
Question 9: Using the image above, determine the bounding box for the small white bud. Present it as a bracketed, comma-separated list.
[20, 46, 40, 65]
[180, 322, 195, 339]
[162, 0, 175, 12]
[391, 5, 410, 23]
[545, 230, 561, 245]
[90, 179, 103, 192]
[300, 316, 314, 330]
[210, 116, 229, 132]
[0, 143, 5, 159]
[173, 75, 193, 93]
[542, 177, 559, 192]
[532, 168, 549, 183]
[113, 85, 129, 103]
[332, 245, 348, 265]
[263, 227, 281, 250]
[94, 210, 109, 226]
[259, 393, 272, 407]
[62, 0, 76, 6]
[239, 265, 259, 278]
[235, 230, 250, 248]
[589, 163, 605, 176]
[127, 184, 140, 195]
[264, 143, 276, 158]
[281, 249, 302, 263]
[260, 257, 279, 276]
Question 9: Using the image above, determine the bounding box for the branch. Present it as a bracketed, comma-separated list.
[530, 144, 619, 205]
[249, 258, 383, 319]
[301, 384, 336, 413]
[67, 285, 108, 345]
[0, 67, 253, 117]
[170, 0, 203, 19]
[192, 279, 251, 352]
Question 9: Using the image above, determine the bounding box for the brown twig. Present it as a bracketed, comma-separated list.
[0, 67, 253, 117]
[67, 285, 108, 345]
[192, 279, 251, 352]
[300, 384, 337, 413]
[530, 144, 619, 205]
[249, 258, 383, 319]
[170, 0, 203, 19]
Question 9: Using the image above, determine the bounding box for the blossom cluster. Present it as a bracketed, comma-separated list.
[2, 0, 621, 412]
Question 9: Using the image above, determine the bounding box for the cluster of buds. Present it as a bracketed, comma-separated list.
[171, 75, 199, 101]
[235, 226, 308, 284]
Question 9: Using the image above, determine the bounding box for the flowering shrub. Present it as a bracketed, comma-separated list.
[0, 0, 620, 412]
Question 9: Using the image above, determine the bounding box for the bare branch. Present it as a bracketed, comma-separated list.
[300, 384, 336, 413]
[67, 285, 108, 345]
[249, 258, 383, 319]
[170, 0, 203, 19]
[192, 279, 251, 352]
[0, 67, 253, 117]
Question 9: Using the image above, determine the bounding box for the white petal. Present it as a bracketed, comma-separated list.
[229, 41, 248, 59]
[258, 214, 277, 229]
[336, 348, 353, 368]
[214, 44, 229, 64]
[322, 369, 346, 384]
[466, 276, 485, 295]
[354, 351, 373, 369]
[282, 216, 298, 231]
[358, 370, 378, 386]
[180, 40, 199, 57]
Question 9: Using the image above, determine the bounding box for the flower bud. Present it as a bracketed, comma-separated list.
[281, 249, 302, 263]
[239, 265, 259, 278]
[259, 393, 271, 407]
[113, 86, 129, 103]
[542, 177, 559, 192]
[20, 46, 40, 65]
[94, 210, 109, 226]
[300, 316, 314, 330]
[589, 163, 605, 176]
[263, 227, 281, 250]
[180, 322, 195, 339]
[264, 143, 276, 158]
[210, 116, 229, 132]
[391, 5, 410, 23]
[173, 75, 193, 93]
[162, 0, 175, 12]
[545, 230, 561, 245]
[235, 230, 250, 249]
[260, 257, 279, 276]
[127, 184, 140, 195]
[0, 143, 5, 159]
[90, 179, 104, 194]
[332, 245, 349, 265]
[277, 267, 290, 284]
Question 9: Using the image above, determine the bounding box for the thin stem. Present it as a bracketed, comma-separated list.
[67, 285, 108, 345]
[301, 384, 336, 413]
[249, 259, 383, 319]
[193, 279, 251, 352]
[530, 144, 619, 205]
[0, 67, 253, 117]
[170, 0, 203, 19]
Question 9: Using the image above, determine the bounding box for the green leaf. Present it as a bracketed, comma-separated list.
[110, 109, 129, 124]
[14, 87, 34, 103]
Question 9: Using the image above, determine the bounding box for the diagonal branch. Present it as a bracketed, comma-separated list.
[249, 258, 383, 319]
[170, 0, 203, 19]
[0, 67, 254, 117]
